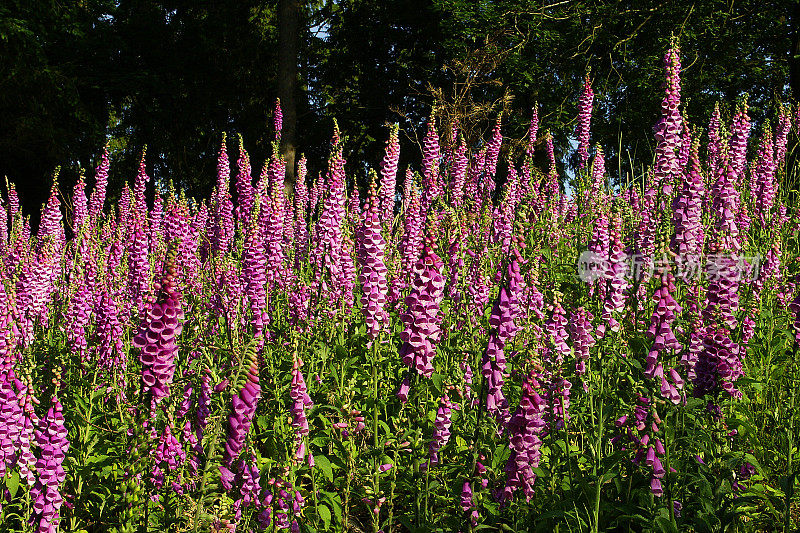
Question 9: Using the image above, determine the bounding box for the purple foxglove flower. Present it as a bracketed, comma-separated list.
[264, 162, 288, 289]
[132, 246, 184, 409]
[400, 183, 424, 278]
[242, 195, 269, 339]
[71, 171, 88, 234]
[235, 136, 255, 226]
[238, 456, 261, 507]
[449, 137, 468, 208]
[210, 134, 235, 256]
[290, 356, 313, 460]
[645, 272, 682, 385]
[650, 477, 663, 497]
[399, 243, 445, 380]
[460, 481, 474, 512]
[427, 395, 457, 467]
[751, 125, 778, 224]
[576, 75, 594, 170]
[30, 396, 69, 533]
[293, 155, 309, 269]
[503, 378, 547, 502]
[273, 98, 283, 140]
[310, 123, 349, 315]
[379, 124, 400, 223]
[88, 145, 110, 224]
[481, 256, 523, 427]
[421, 113, 441, 209]
[485, 116, 503, 180]
[464, 148, 485, 214]
[359, 176, 390, 338]
[775, 103, 792, 168]
[220, 352, 261, 491]
[396, 376, 410, 403]
[729, 97, 751, 186]
[652, 44, 682, 195]
[599, 212, 628, 335]
[707, 103, 723, 175]
[570, 307, 595, 376]
[671, 136, 705, 257]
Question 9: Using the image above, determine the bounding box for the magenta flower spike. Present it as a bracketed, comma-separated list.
[38, 176, 65, 251]
[88, 145, 110, 224]
[482, 255, 523, 427]
[359, 175, 389, 339]
[133, 148, 150, 222]
[400, 182, 424, 277]
[577, 74, 594, 170]
[693, 239, 743, 399]
[652, 44, 682, 196]
[311, 122, 348, 314]
[486, 115, 503, 180]
[729, 97, 751, 187]
[426, 395, 457, 468]
[421, 112, 441, 209]
[243, 196, 269, 339]
[71, 171, 88, 235]
[132, 245, 184, 409]
[212, 134, 235, 256]
[449, 137, 469, 208]
[464, 148, 486, 214]
[220, 350, 261, 492]
[399, 242, 445, 381]
[235, 136, 255, 226]
[290, 355, 313, 461]
[707, 103, 723, 176]
[30, 396, 70, 533]
[503, 378, 547, 502]
[671, 136, 705, 257]
[751, 125, 777, 223]
[598, 211, 628, 336]
[379, 124, 400, 224]
[570, 307, 595, 376]
[293, 155, 310, 269]
[274, 98, 283, 141]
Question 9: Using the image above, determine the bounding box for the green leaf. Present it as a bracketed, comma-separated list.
[5, 471, 20, 498]
[654, 517, 678, 533]
[318, 504, 332, 528]
[431, 373, 444, 394]
[315, 455, 334, 482]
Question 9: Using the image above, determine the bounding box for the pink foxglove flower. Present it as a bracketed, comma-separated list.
[379, 124, 400, 223]
[577, 75, 594, 170]
[220, 352, 261, 491]
[399, 243, 445, 382]
[30, 396, 69, 533]
[133, 246, 184, 409]
[359, 177, 389, 339]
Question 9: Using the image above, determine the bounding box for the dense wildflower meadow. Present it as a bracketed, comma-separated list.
[3, 43, 800, 533]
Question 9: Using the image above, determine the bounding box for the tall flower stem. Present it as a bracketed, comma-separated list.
[590, 335, 607, 533]
[786, 341, 798, 533]
[371, 335, 382, 533]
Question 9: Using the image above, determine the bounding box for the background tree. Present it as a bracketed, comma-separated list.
[1, 0, 798, 219]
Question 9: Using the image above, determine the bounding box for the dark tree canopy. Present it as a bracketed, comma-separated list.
[1, 0, 798, 219]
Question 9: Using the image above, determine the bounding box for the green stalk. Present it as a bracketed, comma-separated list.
[371, 336, 382, 533]
[387, 448, 398, 532]
[591, 337, 606, 533]
[785, 342, 798, 533]
[193, 426, 221, 533]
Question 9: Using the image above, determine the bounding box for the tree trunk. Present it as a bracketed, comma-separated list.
[277, 0, 301, 191]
